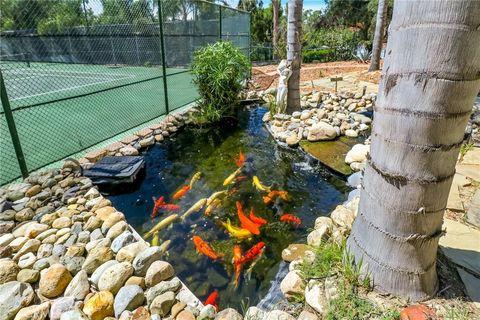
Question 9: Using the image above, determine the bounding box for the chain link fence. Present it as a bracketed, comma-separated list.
[0, 0, 250, 185]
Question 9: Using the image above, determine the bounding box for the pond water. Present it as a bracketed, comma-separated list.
[107, 106, 350, 310]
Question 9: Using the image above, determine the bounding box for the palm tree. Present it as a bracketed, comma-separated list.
[286, 0, 303, 113]
[347, 0, 480, 301]
[369, 0, 387, 71]
[272, 0, 279, 59]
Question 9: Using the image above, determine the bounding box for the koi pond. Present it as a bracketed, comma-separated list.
[107, 107, 350, 310]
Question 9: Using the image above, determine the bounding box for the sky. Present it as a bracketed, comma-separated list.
[261, 0, 328, 11]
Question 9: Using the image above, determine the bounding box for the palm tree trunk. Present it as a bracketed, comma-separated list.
[347, 0, 480, 301]
[272, 0, 279, 59]
[369, 0, 387, 71]
[286, 0, 303, 114]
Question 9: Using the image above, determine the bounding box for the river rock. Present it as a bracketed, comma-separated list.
[101, 212, 125, 231]
[307, 224, 331, 247]
[83, 291, 114, 320]
[91, 260, 119, 286]
[0, 281, 34, 320]
[84, 216, 102, 232]
[9, 236, 28, 252]
[105, 221, 128, 240]
[198, 304, 216, 320]
[145, 277, 181, 305]
[314, 216, 333, 230]
[17, 269, 39, 283]
[132, 246, 163, 276]
[297, 310, 320, 320]
[13, 239, 41, 261]
[64, 270, 90, 300]
[111, 231, 136, 253]
[345, 144, 370, 164]
[215, 308, 242, 320]
[145, 261, 174, 288]
[305, 280, 326, 315]
[18, 252, 36, 269]
[39, 263, 72, 298]
[0, 233, 14, 246]
[82, 245, 114, 274]
[113, 285, 145, 317]
[98, 262, 134, 294]
[15, 208, 35, 222]
[24, 223, 49, 238]
[264, 310, 295, 320]
[330, 205, 355, 229]
[177, 310, 195, 320]
[50, 297, 76, 320]
[307, 122, 337, 141]
[60, 309, 90, 320]
[52, 217, 71, 229]
[0, 259, 20, 284]
[116, 241, 148, 263]
[281, 244, 312, 262]
[13, 301, 50, 320]
[280, 270, 305, 298]
[150, 291, 175, 316]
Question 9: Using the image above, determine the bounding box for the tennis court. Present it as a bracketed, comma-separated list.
[0, 61, 198, 184]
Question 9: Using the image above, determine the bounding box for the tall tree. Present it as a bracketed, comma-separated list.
[271, 0, 279, 58]
[346, 0, 480, 301]
[286, 0, 303, 113]
[369, 0, 387, 71]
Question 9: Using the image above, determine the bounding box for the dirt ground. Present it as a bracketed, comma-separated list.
[252, 61, 382, 90]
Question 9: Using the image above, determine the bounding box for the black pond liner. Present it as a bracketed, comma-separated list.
[105, 106, 350, 310]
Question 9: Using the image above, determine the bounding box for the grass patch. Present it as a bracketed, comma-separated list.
[459, 141, 474, 160]
[299, 239, 400, 320]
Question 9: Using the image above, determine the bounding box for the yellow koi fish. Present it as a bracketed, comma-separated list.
[143, 214, 178, 239]
[221, 219, 253, 240]
[207, 190, 228, 205]
[223, 167, 242, 186]
[181, 198, 207, 220]
[205, 198, 222, 216]
[151, 233, 160, 246]
[159, 240, 171, 253]
[189, 171, 202, 188]
[252, 176, 271, 192]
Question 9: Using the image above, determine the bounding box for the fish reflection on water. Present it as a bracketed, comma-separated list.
[107, 107, 348, 310]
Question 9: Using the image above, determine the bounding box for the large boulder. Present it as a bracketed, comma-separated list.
[113, 285, 145, 318]
[83, 291, 114, 320]
[98, 262, 134, 295]
[280, 270, 305, 298]
[0, 281, 35, 320]
[345, 144, 369, 164]
[39, 264, 73, 298]
[307, 122, 337, 141]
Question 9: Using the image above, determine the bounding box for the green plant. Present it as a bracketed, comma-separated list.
[191, 42, 250, 124]
[459, 141, 474, 159]
[326, 285, 376, 320]
[444, 305, 471, 320]
[299, 240, 344, 280]
[303, 48, 335, 63]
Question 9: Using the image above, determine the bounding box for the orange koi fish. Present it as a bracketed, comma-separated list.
[204, 290, 219, 311]
[238, 242, 266, 264]
[234, 175, 248, 183]
[172, 185, 190, 200]
[235, 151, 246, 167]
[192, 236, 224, 260]
[233, 245, 243, 289]
[249, 208, 267, 226]
[159, 204, 180, 212]
[236, 201, 260, 235]
[151, 196, 165, 219]
[262, 190, 290, 204]
[280, 214, 301, 225]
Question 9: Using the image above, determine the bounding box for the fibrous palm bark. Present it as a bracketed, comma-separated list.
[347, 0, 480, 301]
[369, 0, 387, 71]
[286, 0, 303, 113]
[272, 0, 279, 59]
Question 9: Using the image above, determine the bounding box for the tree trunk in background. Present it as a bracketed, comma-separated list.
[272, 0, 279, 59]
[347, 0, 480, 301]
[369, 0, 387, 71]
[286, 0, 303, 113]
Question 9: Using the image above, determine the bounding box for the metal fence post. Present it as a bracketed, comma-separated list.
[157, 0, 170, 114]
[219, 6, 222, 41]
[0, 69, 29, 179]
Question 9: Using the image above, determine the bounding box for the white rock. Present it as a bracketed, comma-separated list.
[305, 280, 326, 315]
[345, 144, 370, 164]
[280, 270, 305, 298]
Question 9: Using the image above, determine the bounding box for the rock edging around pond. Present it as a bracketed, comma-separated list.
[0, 168, 204, 320]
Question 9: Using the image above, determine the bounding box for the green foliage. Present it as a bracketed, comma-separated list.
[303, 28, 359, 62]
[191, 41, 250, 124]
[303, 49, 335, 63]
[325, 286, 376, 320]
[299, 240, 344, 281]
[444, 304, 471, 320]
[459, 141, 474, 159]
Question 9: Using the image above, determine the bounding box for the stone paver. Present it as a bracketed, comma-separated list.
[447, 185, 464, 211]
[439, 219, 480, 275]
[456, 164, 480, 182]
[457, 268, 480, 309]
[462, 147, 480, 165]
[467, 190, 480, 228]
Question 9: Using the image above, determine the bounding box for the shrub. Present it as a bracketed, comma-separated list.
[303, 28, 359, 61]
[191, 42, 250, 124]
[303, 48, 335, 63]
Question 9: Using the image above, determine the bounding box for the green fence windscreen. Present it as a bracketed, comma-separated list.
[0, 0, 250, 185]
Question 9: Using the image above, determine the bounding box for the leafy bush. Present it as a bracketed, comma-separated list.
[303, 28, 360, 61]
[191, 42, 250, 124]
[303, 48, 335, 63]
